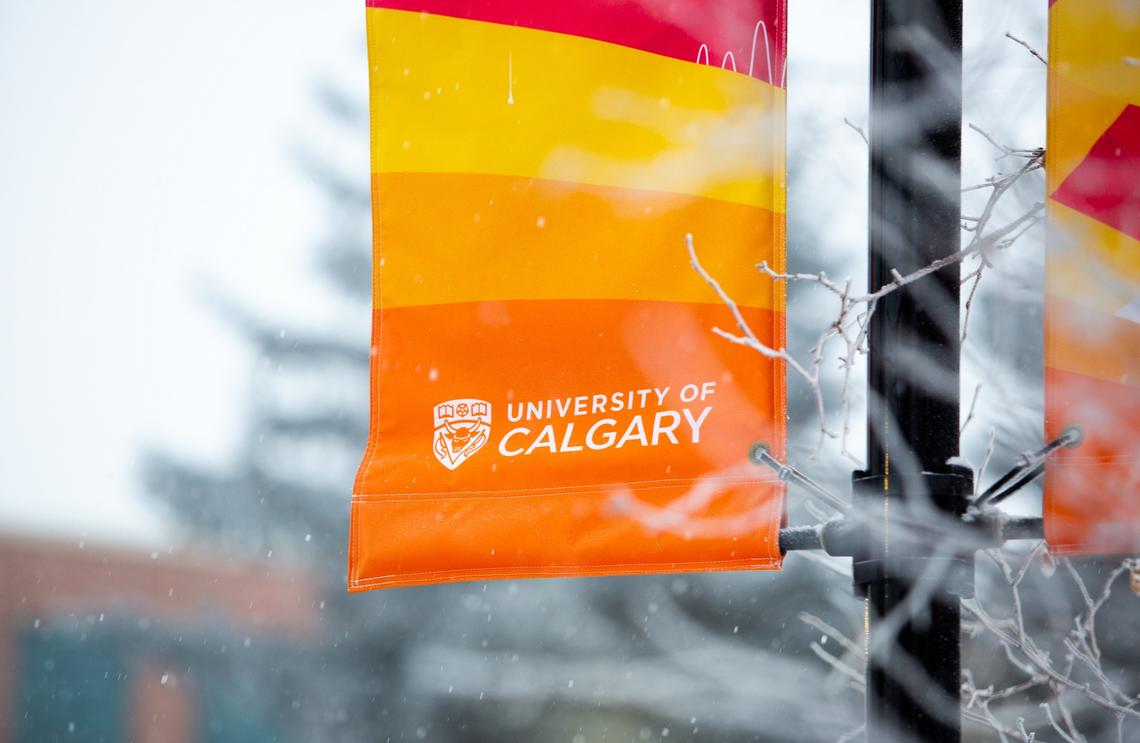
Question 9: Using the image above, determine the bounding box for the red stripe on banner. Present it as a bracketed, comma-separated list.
[367, 0, 786, 87]
[1052, 104, 1140, 242]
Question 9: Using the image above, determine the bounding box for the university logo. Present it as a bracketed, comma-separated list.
[433, 399, 492, 470]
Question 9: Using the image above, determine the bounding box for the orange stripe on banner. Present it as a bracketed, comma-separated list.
[374, 172, 780, 309]
[356, 300, 785, 495]
[368, 8, 785, 208]
[350, 298, 785, 588]
[1045, 295, 1140, 389]
[1044, 366, 1140, 554]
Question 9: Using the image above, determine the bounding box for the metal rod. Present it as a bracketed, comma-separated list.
[975, 429, 1082, 506]
[750, 443, 851, 515]
[865, 2, 964, 741]
[778, 515, 1043, 553]
[1001, 515, 1044, 541]
[983, 462, 1044, 507]
[778, 524, 825, 552]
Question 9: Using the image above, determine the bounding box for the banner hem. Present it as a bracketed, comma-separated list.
[348, 556, 783, 592]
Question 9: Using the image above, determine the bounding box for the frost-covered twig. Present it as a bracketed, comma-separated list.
[961, 383, 983, 436]
[963, 551, 1140, 739]
[1005, 32, 1047, 66]
[799, 611, 863, 659]
[842, 116, 869, 145]
[688, 233, 838, 456]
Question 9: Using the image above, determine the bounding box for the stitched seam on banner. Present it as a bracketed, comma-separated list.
[1048, 544, 1137, 555]
[352, 566, 784, 589]
[350, 22, 389, 584]
[1049, 455, 1140, 465]
[772, 0, 788, 545]
[353, 478, 782, 502]
[352, 568, 784, 589]
[1043, 3, 1060, 541]
[355, 485, 784, 501]
[350, 558, 783, 589]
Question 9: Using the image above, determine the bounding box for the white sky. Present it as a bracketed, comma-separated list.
[0, 0, 364, 545]
[0, 0, 1044, 547]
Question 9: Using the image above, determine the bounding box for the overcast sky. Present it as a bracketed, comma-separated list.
[0, 0, 364, 545]
[0, 0, 1043, 548]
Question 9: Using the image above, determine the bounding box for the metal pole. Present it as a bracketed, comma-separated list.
[864, 1, 964, 741]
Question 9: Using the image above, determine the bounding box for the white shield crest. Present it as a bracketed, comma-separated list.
[433, 398, 492, 470]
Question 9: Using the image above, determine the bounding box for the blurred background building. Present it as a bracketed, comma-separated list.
[2, 1, 1135, 742]
[0, 537, 316, 743]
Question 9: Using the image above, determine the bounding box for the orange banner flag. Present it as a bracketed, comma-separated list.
[1045, 0, 1140, 554]
[349, 0, 788, 590]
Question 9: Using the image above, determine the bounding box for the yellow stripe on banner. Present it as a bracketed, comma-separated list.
[367, 8, 785, 210]
[1047, 201, 1140, 316]
[1052, 0, 1140, 113]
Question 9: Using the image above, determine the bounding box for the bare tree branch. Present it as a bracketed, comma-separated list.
[1005, 32, 1047, 66]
